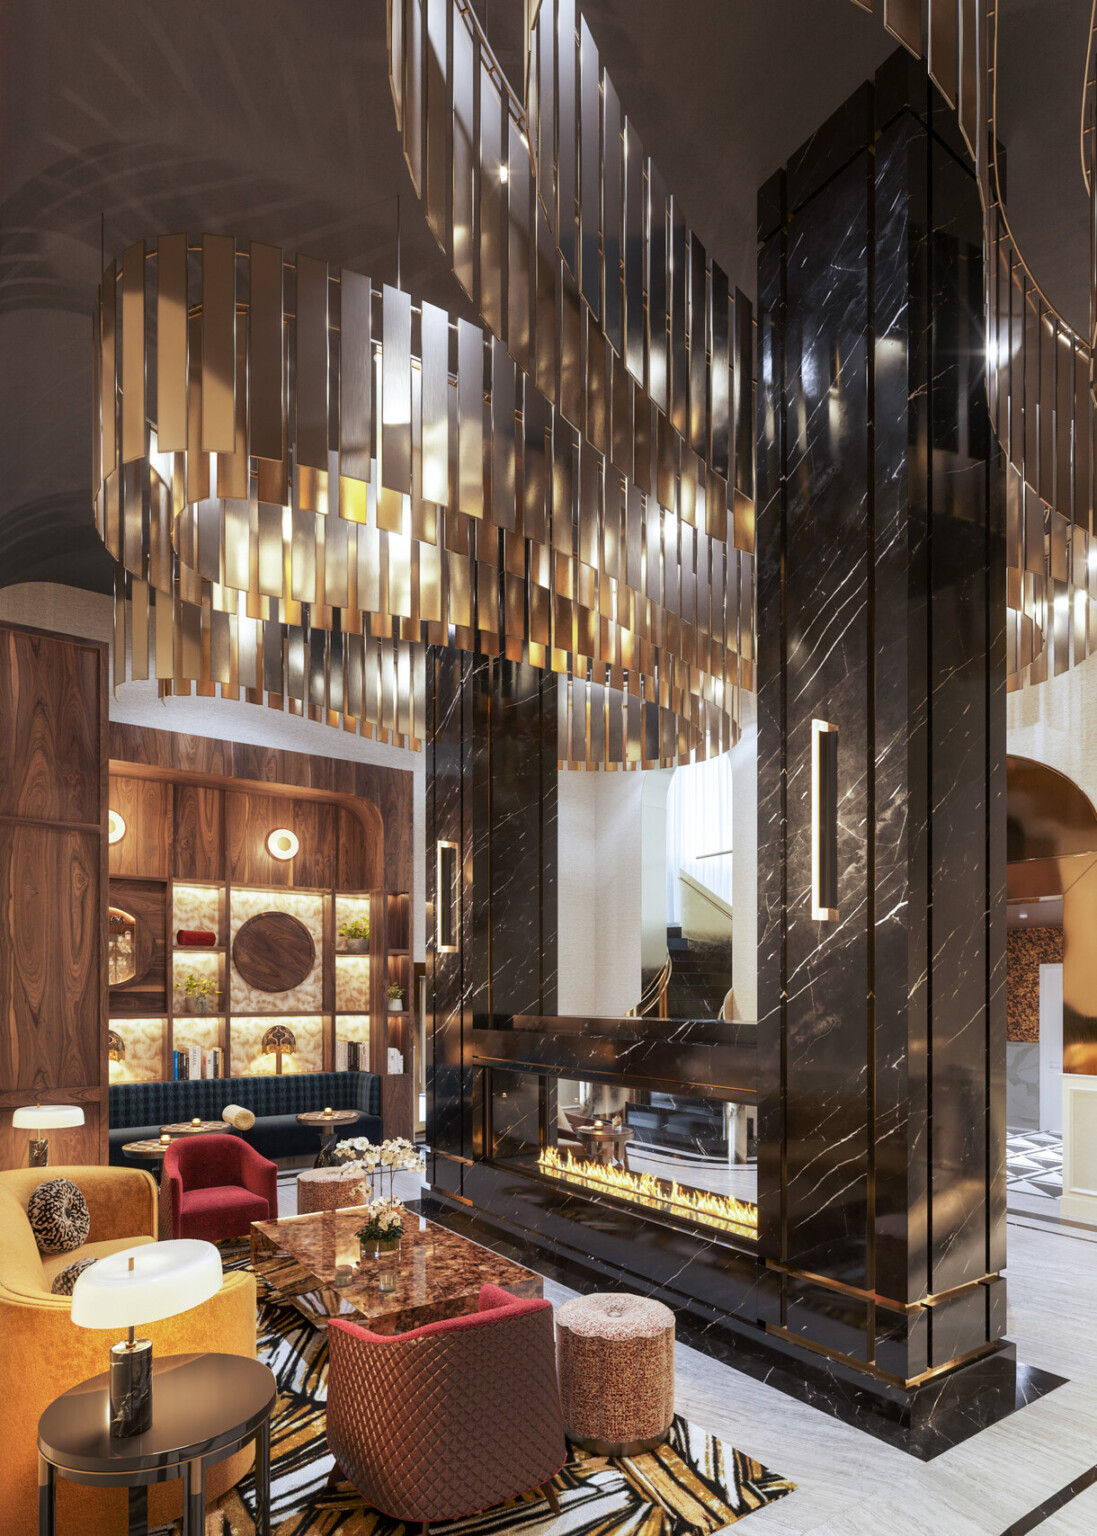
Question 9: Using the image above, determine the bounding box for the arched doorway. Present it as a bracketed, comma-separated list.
[1008, 756, 1097, 1074]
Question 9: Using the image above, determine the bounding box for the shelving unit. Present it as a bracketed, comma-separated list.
[109, 875, 414, 1090]
[105, 749, 416, 1136]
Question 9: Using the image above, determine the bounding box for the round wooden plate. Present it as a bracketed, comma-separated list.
[232, 911, 316, 993]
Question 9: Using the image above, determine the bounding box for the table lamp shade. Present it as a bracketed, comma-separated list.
[12, 1105, 84, 1131]
[71, 1240, 222, 1330]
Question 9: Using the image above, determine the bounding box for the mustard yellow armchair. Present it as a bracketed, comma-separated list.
[0, 1164, 258, 1536]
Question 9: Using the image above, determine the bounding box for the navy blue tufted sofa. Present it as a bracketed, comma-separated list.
[108, 1071, 383, 1166]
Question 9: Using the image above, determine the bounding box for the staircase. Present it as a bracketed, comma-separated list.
[663, 925, 733, 1019]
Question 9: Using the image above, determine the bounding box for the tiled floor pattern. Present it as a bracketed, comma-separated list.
[1007, 1130, 1063, 1202]
[272, 1152, 1097, 1535]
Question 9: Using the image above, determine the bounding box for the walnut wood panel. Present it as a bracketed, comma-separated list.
[173, 782, 224, 881]
[336, 805, 376, 889]
[225, 790, 334, 889]
[232, 911, 316, 992]
[108, 774, 172, 879]
[0, 822, 102, 1088]
[0, 622, 107, 1169]
[108, 877, 167, 1015]
[109, 722, 412, 891]
[380, 1072, 414, 1141]
[0, 627, 102, 826]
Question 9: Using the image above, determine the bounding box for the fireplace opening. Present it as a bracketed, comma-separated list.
[489, 1070, 759, 1243]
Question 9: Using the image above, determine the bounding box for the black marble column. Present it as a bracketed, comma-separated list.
[756, 55, 1007, 1385]
[425, 649, 558, 1198]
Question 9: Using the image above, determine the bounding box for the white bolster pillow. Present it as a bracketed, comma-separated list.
[222, 1103, 256, 1131]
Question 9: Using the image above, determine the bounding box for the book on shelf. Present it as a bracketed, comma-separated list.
[203, 1046, 223, 1078]
[336, 1038, 368, 1072]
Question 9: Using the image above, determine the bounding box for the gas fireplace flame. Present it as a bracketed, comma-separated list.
[537, 1146, 758, 1238]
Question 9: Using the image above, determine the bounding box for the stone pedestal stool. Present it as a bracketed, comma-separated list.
[296, 1165, 369, 1215]
[555, 1292, 675, 1454]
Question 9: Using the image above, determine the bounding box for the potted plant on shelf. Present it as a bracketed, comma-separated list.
[356, 1197, 405, 1259]
[338, 915, 370, 953]
[387, 983, 404, 1013]
[174, 971, 220, 1015]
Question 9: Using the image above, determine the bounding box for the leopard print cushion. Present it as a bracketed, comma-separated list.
[50, 1256, 98, 1296]
[27, 1177, 91, 1254]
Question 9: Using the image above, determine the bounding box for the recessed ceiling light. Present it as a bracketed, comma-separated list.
[267, 828, 299, 861]
[1020, 911, 1028, 919]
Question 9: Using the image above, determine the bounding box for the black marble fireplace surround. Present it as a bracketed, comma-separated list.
[425, 56, 1062, 1457]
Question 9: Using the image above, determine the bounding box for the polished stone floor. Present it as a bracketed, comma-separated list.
[273, 1169, 1097, 1535]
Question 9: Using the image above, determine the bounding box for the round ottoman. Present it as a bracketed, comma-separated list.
[296, 1166, 369, 1215]
[556, 1292, 675, 1455]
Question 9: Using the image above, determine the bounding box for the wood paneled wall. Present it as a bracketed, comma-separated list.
[0, 623, 108, 1168]
[108, 725, 412, 893]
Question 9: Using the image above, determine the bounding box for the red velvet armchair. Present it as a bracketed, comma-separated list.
[326, 1284, 566, 1535]
[163, 1134, 278, 1243]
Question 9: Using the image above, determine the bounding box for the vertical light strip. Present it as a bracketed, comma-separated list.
[811, 719, 839, 922]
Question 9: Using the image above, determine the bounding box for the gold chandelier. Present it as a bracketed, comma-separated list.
[389, 0, 1097, 694]
[96, 236, 750, 767]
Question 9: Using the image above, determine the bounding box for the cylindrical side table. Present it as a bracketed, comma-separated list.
[556, 1292, 675, 1455]
[296, 1165, 369, 1215]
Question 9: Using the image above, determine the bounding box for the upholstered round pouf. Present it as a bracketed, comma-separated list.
[296, 1166, 369, 1215]
[555, 1292, 675, 1454]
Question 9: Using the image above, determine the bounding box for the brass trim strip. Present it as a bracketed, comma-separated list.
[766, 1259, 1002, 1316]
[765, 1323, 1001, 1391]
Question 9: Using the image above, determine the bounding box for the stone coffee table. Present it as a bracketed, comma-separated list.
[250, 1206, 541, 1333]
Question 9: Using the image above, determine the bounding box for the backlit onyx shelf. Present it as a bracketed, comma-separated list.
[109, 878, 414, 1085]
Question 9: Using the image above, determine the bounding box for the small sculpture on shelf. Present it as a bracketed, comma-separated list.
[174, 971, 221, 1016]
[338, 915, 370, 953]
[261, 1023, 297, 1075]
[386, 983, 404, 1013]
[108, 908, 137, 986]
[107, 1030, 126, 1064]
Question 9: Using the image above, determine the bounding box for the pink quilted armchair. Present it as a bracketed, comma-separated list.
[326, 1284, 566, 1534]
[163, 1134, 278, 1242]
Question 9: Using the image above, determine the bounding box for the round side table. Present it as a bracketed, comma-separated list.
[161, 1120, 233, 1137]
[576, 1123, 635, 1169]
[295, 1109, 359, 1167]
[122, 1139, 174, 1184]
[37, 1351, 276, 1536]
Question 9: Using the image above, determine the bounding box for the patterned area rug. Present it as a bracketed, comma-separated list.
[164, 1253, 794, 1535]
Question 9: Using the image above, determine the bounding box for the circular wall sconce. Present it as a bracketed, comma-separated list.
[108, 810, 126, 844]
[266, 828, 299, 861]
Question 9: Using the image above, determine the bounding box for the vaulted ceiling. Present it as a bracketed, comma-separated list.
[0, 0, 1089, 593]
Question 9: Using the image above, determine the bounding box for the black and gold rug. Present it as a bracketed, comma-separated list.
[179, 1257, 794, 1536]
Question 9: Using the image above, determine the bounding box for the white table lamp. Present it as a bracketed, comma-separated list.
[71, 1239, 222, 1437]
[11, 1104, 84, 1166]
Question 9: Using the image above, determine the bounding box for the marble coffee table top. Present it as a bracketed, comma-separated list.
[249, 1206, 541, 1333]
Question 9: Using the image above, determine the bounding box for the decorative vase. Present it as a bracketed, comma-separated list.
[388, 1000, 403, 1013]
[344, 936, 368, 953]
[359, 1236, 401, 1260]
[191, 995, 211, 1015]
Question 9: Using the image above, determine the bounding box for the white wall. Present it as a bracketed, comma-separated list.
[731, 691, 758, 1020]
[0, 582, 427, 961]
[1008, 664, 1097, 812]
[557, 770, 644, 1016]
